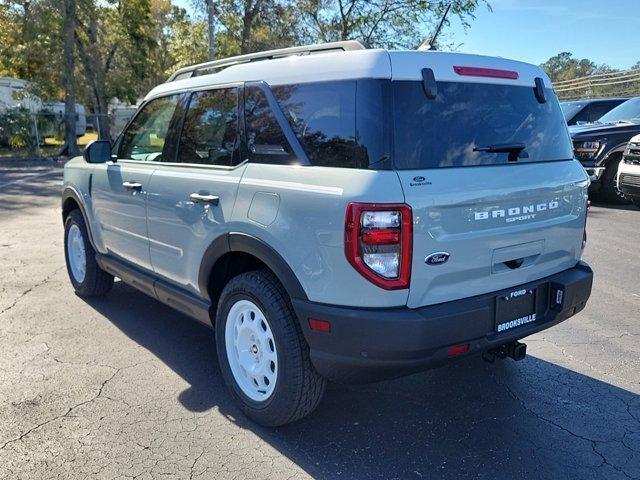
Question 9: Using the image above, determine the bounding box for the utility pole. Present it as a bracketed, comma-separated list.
[207, 0, 215, 60]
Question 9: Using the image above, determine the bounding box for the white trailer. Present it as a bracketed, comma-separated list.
[0, 77, 42, 113]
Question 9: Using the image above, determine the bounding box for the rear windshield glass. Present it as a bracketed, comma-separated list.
[598, 97, 640, 124]
[393, 81, 573, 169]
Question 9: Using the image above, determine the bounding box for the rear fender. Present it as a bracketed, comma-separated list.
[197, 232, 308, 303]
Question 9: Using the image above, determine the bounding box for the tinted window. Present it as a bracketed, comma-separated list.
[244, 86, 294, 164]
[599, 97, 640, 124]
[119, 95, 179, 161]
[355, 79, 392, 169]
[572, 104, 591, 124]
[589, 100, 624, 122]
[393, 81, 573, 169]
[273, 81, 359, 168]
[177, 88, 239, 166]
[561, 101, 586, 120]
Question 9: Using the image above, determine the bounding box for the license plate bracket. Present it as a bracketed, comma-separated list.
[495, 288, 537, 333]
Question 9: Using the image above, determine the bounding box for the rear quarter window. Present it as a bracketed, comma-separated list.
[272, 80, 391, 169]
[393, 81, 573, 169]
[272, 81, 359, 168]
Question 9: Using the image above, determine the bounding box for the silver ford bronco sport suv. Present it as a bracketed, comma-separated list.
[62, 41, 593, 426]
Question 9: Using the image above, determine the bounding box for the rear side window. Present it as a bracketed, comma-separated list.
[589, 101, 620, 122]
[177, 88, 239, 166]
[272, 81, 359, 168]
[244, 86, 295, 164]
[119, 95, 179, 161]
[393, 81, 573, 169]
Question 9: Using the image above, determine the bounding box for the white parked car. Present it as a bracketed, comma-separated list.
[618, 133, 640, 208]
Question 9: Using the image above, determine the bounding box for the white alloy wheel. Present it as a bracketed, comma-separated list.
[67, 224, 87, 283]
[225, 299, 278, 402]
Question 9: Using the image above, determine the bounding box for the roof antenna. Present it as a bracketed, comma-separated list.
[418, 3, 452, 51]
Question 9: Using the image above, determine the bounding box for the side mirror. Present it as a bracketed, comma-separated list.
[83, 140, 112, 163]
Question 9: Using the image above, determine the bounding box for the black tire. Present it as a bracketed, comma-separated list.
[631, 197, 640, 210]
[598, 156, 629, 204]
[215, 269, 326, 426]
[64, 209, 114, 297]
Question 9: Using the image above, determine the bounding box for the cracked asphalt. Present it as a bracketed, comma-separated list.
[0, 161, 638, 479]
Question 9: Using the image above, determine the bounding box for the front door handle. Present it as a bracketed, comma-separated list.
[189, 193, 219, 205]
[122, 181, 142, 190]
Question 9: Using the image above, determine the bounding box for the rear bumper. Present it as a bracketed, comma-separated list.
[293, 262, 593, 383]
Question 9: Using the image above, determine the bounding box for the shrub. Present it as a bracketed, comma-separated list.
[0, 106, 36, 150]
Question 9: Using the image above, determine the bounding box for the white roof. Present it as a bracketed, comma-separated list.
[0, 77, 29, 88]
[145, 49, 552, 101]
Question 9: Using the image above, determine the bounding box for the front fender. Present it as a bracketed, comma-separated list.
[61, 186, 97, 250]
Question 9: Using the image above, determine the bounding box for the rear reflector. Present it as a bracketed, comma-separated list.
[361, 228, 400, 245]
[453, 66, 519, 80]
[447, 343, 470, 357]
[309, 318, 331, 333]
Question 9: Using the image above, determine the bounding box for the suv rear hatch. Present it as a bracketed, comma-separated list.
[389, 52, 589, 308]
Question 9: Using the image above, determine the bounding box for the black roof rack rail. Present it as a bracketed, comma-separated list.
[166, 40, 369, 82]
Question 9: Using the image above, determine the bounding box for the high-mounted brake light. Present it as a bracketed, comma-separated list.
[345, 203, 412, 290]
[453, 66, 519, 80]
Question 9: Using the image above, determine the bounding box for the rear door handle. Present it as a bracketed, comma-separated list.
[189, 193, 219, 205]
[122, 181, 142, 190]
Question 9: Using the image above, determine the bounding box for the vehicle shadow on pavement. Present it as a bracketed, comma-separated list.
[589, 201, 639, 212]
[0, 166, 62, 216]
[85, 281, 640, 480]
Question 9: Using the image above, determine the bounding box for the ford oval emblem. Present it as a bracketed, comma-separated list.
[413, 176, 426, 182]
[425, 252, 450, 265]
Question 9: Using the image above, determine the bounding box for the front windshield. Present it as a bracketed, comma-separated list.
[560, 102, 585, 119]
[598, 97, 640, 124]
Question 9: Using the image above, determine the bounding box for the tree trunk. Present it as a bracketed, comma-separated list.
[76, 15, 112, 141]
[207, 0, 215, 60]
[62, 0, 79, 156]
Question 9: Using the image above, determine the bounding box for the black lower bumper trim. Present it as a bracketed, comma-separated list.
[292, 262, 593, 383]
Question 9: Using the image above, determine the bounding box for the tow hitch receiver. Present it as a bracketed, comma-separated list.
[485, 341, 527, 362]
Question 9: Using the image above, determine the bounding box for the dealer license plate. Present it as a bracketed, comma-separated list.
[495, 288, 537, 333]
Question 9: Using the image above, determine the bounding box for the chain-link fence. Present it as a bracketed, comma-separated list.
[554, 68, 640, 101]
[0, 107, 136, 161]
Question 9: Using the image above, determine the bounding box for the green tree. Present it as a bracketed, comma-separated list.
[0, 0, 63, 99]
[295, 0, 490, 49]
[75, 0, 155, 138]
[204, 0, 303, 57]
[540, 52, 614, 83]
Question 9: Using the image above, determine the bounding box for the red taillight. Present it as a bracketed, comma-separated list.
[345, 203, 412, 290]
[453, 66, 519, 80]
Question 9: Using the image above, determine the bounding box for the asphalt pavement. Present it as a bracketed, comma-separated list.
[0, 161, 638, 479]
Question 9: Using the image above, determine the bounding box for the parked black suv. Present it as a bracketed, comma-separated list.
[561, 98, 627, 126]
[570, 97, 640, 203]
